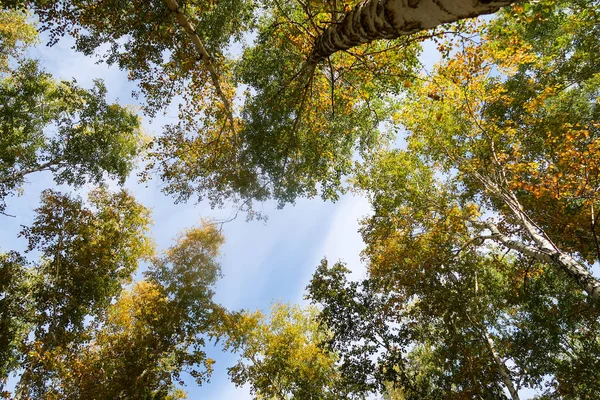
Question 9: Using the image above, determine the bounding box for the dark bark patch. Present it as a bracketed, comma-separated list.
[432, 0, 452, 16]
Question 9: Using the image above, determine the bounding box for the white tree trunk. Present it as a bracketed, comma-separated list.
[479, 221, 600, 299]
[308, 0, 517, 65]
[482, 330, 520, 400]
[472, 170, 600, 299]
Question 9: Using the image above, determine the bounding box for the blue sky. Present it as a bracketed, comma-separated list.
[1, 28, 372, 399]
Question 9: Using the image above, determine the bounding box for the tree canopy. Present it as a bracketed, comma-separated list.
[304, 1, 600, 398]
[0, 21, 145, 213]
[3, 0, 517, 209]
[2, 0, 600, 399]
[218, 303, 346, 399]
[46, 222, 225, 399]
[9, 188, 153, 397]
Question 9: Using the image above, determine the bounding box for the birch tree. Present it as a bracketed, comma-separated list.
[306, 2, 600, 397]
[218, 303, 348, 400]
[12, 188, 154, 398]
[308, 251, 600, 398]
[47, 223, 224, 399]
[392, 0, 600, 298]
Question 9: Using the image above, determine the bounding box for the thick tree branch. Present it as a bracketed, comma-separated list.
[306, 0, 517, 66]
[0, 159, 59, 185]
[474, 221, 600, 299]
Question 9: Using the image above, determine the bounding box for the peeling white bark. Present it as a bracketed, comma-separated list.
[468, 167, 600, 299]
[308, 0, 517, 65]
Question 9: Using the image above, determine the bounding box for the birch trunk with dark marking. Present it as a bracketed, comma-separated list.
[307, 0, 517, 65]
[477, 221, 600, 300]
[472, 170, 600, 299]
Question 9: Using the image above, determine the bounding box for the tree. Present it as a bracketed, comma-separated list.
[13, 188, 154, 397]
[0, 9, 37, 73]
[45, 222, 225, 399]
[3, 0, 517, 209]
[306, 2, 600, 396]
[391, 0, 600, 298]
[0, 252, 29, 396]
[0, 63, 146, 215]
[155, 0, 517, 208]
[218, 303, 349, 399]
[307, 259, 417, 398]
[0, 9, 146, 215]
[308, 252, 600, 398]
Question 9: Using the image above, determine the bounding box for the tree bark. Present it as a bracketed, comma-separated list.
[471, 170, 600, 299]
[476, 221, 600, 300]
[307, 0, 517, 65]
[482, 329, 520, 400]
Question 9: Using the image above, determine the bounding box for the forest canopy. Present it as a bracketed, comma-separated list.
[1, 0, 600, 399]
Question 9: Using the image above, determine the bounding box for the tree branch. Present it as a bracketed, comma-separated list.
[306, 0, 517, 67]
[163, 0, 236, 139]
[473, 220, 600, 299]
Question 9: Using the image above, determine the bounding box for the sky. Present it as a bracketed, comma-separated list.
[1, 26, 373, 399]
